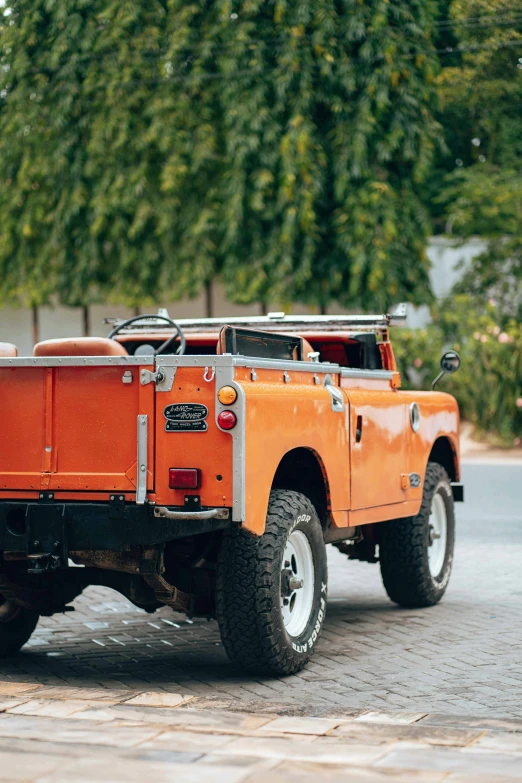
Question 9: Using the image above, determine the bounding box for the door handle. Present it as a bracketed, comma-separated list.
[355, 415, 363, 443]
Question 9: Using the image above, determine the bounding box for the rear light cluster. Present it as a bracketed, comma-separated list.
[217, 386, 238, 430]
[169, 468, 200, 490]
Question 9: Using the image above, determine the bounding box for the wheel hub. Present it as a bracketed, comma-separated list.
[428, 491, 448, 577]
[280, 530, 315, 637]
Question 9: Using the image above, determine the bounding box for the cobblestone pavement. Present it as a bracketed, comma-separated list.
[1, 463, 521, 722]
[1, 683, 522, 781]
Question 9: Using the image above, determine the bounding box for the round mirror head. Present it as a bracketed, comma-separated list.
[440, 350, 461, 374]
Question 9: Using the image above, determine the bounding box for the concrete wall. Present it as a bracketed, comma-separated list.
[406, 236, 486, 328]
[0, 237, 486, 355]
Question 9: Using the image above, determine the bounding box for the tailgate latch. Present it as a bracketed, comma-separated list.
[140, 368, 165, 386]
[140, 364, 176, 392]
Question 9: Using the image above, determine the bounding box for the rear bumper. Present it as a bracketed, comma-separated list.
[0, 500, 231, 559]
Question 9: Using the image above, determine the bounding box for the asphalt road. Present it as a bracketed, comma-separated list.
[2, 461, 522, 719]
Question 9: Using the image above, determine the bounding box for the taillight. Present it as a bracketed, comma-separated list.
[217, 410, 237, 430]
[169, 468, 200, 490]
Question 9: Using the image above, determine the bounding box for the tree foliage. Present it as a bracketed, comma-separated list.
[433, 0, 522, 321]
[393, 296, 522, 444]
[0, 0, 443, 312]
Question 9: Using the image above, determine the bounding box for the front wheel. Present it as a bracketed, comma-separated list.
[0, 597, 39, 656]
[216, 490, 328, 675]
[379, 462, 455, 608]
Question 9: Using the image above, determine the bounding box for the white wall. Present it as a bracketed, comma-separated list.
[405, 237, 486, 328]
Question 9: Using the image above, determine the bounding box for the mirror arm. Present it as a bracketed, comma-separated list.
[432, 370, 445, 390]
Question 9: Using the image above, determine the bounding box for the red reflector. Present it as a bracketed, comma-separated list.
[217, 410, 237, 430]
[169, 468, 200, 490]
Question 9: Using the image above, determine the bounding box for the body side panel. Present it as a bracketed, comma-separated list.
[239, 367, 350, 536]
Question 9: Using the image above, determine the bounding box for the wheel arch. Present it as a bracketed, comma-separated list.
[271, 447, 330, 530]
[428, 436, 458, 482]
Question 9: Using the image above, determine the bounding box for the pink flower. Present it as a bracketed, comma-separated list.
[516, 398, 522, 409]
[498, 333, 513, 344]
[492, 326, 500, 336]
[473, 332, 481, 340]
[414, 358, 423, 368]
[489, 298, 497, 306]
[480, 335, 488, 343]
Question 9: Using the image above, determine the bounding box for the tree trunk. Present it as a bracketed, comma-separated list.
[82, 305, 90, 337]
[31, 305, 39, 347]
[205, 280, 213, 318]
[133, 305, 141, 317]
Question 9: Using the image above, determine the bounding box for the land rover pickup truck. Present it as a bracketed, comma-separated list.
[0, 309, 463, 675]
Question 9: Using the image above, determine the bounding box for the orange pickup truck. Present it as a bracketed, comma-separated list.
[0, 309, 463, 675]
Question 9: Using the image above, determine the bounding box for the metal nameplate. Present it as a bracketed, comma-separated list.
[164, 403, 208, 433]
[165, 419, 208, 432]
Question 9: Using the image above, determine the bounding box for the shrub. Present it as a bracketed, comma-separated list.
[392, 297, 522, 446]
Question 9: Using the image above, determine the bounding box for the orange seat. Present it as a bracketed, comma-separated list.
[33, 337, 128, 357]
[0, 342, 18, 357]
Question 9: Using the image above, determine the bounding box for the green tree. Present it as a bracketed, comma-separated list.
[0, 1, 443, 316]
[0, 0, 218, 315]
[432, 0, 522, 322]
[195, 0, 443, 311]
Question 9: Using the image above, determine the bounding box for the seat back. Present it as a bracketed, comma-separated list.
[33, 337, 128, 357]
[0, 342, 18, 357]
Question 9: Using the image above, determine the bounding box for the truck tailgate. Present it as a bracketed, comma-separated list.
[0, 362, 154, 494]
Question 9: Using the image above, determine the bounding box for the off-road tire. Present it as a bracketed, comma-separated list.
[0, 598, 39, 656]
[216, 490, 327, 676]
[379, 462, 455, 608]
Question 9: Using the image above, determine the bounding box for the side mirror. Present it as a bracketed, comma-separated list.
[432, 351, 461, 390]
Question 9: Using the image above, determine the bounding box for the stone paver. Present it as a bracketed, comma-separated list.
[0, 694, 518, 781]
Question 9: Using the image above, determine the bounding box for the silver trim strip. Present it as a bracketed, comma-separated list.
[0, 356, 154, 367]
[341, 368, 394, 380]
[136, 415, 148, 505]
[158, 356, 394, 380]
[214, 364, 246, 523]
[154, 506, 230, 521]
[1, 354, 393, 379]
[156, 354, 343, 375]
[234, 357, 342, 374]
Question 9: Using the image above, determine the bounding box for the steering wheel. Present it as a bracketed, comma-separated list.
[107, 314, 186, 356]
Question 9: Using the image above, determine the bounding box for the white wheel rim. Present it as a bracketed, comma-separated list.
[428, 491, 448, 577]
[280, 530, 315, 637]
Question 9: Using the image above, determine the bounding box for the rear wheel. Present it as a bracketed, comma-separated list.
[379, 462, 455, 608]
[0, 597, 39, 656]
[216, 490, 327, 675]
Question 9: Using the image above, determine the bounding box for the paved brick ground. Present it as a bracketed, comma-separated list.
[1, 463, 521, 720]
[0, 684, 521, 781]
